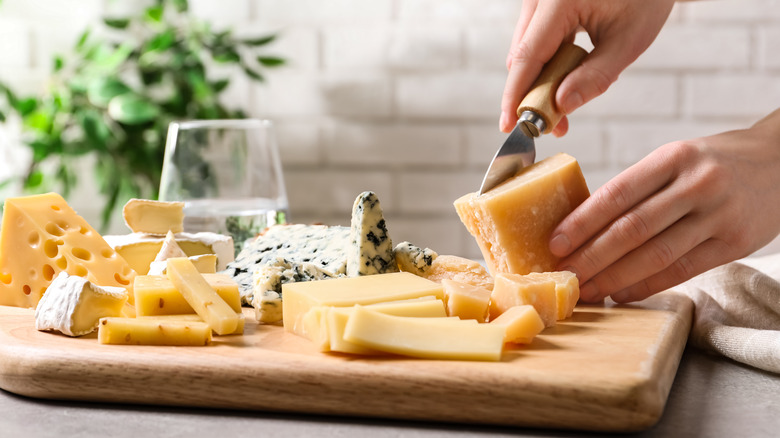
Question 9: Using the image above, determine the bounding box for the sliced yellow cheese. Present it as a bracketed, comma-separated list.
[526, 271, 579, 320]
[420, 255, 494, 291]
[0, 193, 136, 308]
[343, 305, 505, 361]
[490, 272, 557, 328]
[454, 153, 590, 276]
[134, 274, 240, 316]
[489, 305, 545, 344]
[282, 272, 444, 337]
[440, 279, 491, 322]
[325, 298, 449, 355]
[122, 198, 184, 235]
[137, 312, 245, 335]
[104, 232, 233, 275]
[98, 317, 211, 346]
[166, 258, 240, 335]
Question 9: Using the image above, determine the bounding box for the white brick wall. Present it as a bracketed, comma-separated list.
[2, 0, 780, 258]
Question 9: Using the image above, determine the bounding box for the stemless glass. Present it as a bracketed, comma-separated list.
[159, 119, 288, 253]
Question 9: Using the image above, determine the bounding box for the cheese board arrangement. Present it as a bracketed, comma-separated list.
[0, 153, 694, 432]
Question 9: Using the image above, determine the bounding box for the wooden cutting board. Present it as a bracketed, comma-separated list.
[0, 291, 692, 433]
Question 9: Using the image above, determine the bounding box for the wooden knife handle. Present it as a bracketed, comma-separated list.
[516, 42, 588, 135]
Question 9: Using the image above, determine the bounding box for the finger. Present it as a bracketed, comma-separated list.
[506, 0, 538, 71]
[500, 4, 573, 132]
[576, 212, 710, 302]
[550, 148, 679, 258]
[551, 115, 569, 137]
[610, 238, 734, 303]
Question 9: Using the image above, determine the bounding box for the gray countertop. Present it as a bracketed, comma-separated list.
[1, 347, 778, 438]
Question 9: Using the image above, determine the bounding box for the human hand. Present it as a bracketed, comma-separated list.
[501, 0, 675, 135]
[549, 108, 780, 303]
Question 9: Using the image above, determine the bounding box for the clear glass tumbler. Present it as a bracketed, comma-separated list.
[159, 119, 288, 253]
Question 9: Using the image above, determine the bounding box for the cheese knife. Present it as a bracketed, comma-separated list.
[478, 42, 588, 195]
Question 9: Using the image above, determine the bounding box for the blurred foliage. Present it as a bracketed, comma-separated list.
[0, 0, 284, 229]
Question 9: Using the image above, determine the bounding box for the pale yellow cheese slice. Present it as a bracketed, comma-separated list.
[343, 305, 505, 361]
[490, 272, 557, 328]
[134, 274, 240, 316]
[489, 305, 545, 344]
[282, 272, 444, 337]
[0, 193, 136, 308]
[454, 153, 590, 276]
[166, 258, 240, 335]
[98, 317, 211, 346]
[122, 198, 184, 235]
[440, 279, 491, 322]
[136, 312, 245, 335]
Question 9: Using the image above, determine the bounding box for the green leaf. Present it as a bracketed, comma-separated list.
[242, 65, 265, 82]
[103, 18, 130, 29]
[145, 29, 175, 52]
[212, 49, 241, 64]
[75, 29, 91, 50]
[92, 42, 134, 72]
[87, 77, 131, 107]
[24, 170, 44, 189]
[13, 98, 38, 116]
[108, 94, 160, 125]
[241, 34, 276, 46]
[79, 110, 112, 146]
[257, 56, 285, 67]
[0, 110, 5, 123]
[145, 6, 164, 23]
[211, 79, 230, 93]
[53, 55, 64, 72]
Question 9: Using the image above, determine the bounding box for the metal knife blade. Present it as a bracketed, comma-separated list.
[477, 119, 537, 195]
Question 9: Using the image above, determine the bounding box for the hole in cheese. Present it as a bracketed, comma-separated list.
[50, 204, 61, 211]
[45, 222, 65, 237]
[55, 257, 68, 270]
[28, 231, 40, 247]
[43, 240, 59, 258]
[23, 285, 31, 295]
[0, 273, 11, 284]
[73, 265, 88, 277]
[114, 273, 131, 286]
[28, 268, 37, 280]
[42, 264, 55, 281]
[72, 247, 92, 261]
[80, 227, 91, 235]
[101, 248, 114, 259]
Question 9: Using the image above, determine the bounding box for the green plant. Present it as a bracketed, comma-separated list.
[0, 0, 284, 229]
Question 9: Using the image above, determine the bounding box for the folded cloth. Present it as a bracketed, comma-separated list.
[677, 252, 780, 373]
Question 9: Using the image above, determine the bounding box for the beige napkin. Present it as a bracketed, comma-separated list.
[677, 252, 780, 373]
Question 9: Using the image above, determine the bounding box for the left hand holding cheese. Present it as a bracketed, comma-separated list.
[550, 109, 780, 303]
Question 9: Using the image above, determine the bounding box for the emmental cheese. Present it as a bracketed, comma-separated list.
[0, 193, 136, 308]
[343, 305, 505, 361]
[98, 317, 211, 346]
[134, 274, 241, 316]
[122, 198, 184, 235]
[282, 272, 444, 337]
[454, 153, 589, 276]
[166, 258, 240, 335]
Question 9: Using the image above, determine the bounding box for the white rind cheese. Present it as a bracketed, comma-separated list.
[223, 224, 350, 304]
[35, 272, 128, 337]
[346, 191, 398, 277]
[394, 241, 438, 275]
[104, 231, 234, 272]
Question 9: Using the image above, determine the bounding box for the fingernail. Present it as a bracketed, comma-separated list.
[549, 233, 571, 256]
[579, 282, 599, 302]
[561, 91, 583, 114]
[499, 111, 509, 132]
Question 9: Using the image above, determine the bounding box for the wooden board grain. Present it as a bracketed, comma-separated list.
[0, 291, 692, 432]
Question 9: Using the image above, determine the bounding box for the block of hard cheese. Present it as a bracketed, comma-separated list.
[166, 258, 240, 335]
[420, 255, 494, 291]
[454, 153, 589, 276]
[122, 198, 184, 235]
[490, 272, 557, 328]
[134, 274, 241, 316]
[0, 193, 136, 308]
[343, 305, 505, 361]
[526, 271, 579, 320]
[440, 279, 491, 322]
[282, 272, 444, 337]
[489, 305, 545, 344]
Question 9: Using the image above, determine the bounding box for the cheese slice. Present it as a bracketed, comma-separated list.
[166, 258, 241, 335]
[343, 305, 505, 361]
[35, 272, 128, 336]
[454, 153, 590, 276]
[98, 317, 211, 346]
[122, 198, 184, 235]
[136, 312, 245, 335]
[420, 255, 494, 291]
[489, 305, 545, 344]
[440, 279, 491, 322]
[0, 193, 136, 308]
[104, 231, 234, 274]
[490, 272, 557, 327]
[134, 273, 241, 316]
[282, 272, 444, 337]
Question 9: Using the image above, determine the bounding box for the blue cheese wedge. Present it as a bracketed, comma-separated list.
[346, 191, 398, 276]
[223, 224, 351, 304]
[394, 241, 438, 275]
[35, 272, 128, 337]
